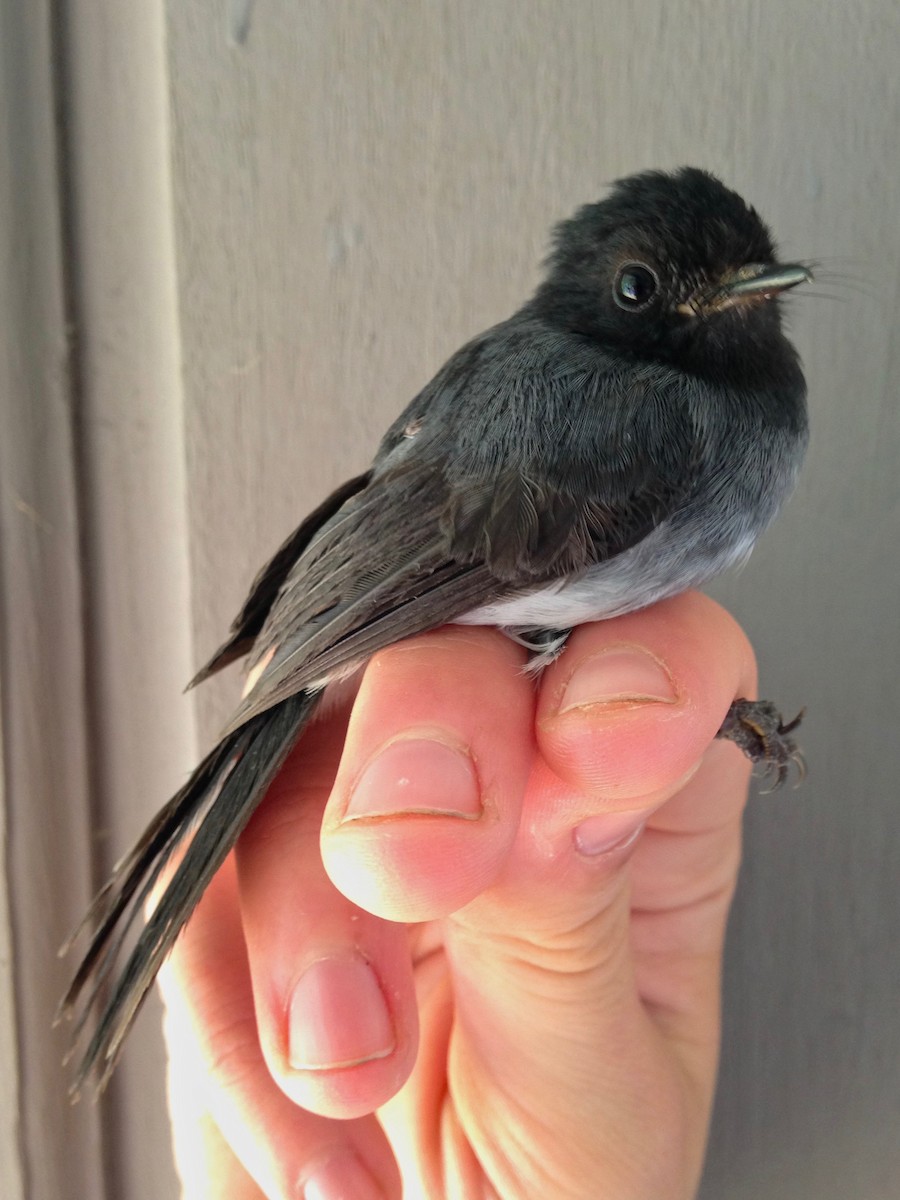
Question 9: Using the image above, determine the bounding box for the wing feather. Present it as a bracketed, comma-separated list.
[207, 326, 698, 735]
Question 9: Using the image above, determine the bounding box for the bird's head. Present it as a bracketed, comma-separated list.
[531, 167, 811, 382]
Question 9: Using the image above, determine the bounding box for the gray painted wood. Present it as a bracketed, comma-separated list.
[53, 3, 198, 1199]
[166, 4, 900, 1196]
[5, 1, 896, 1196]
[0, 2, 104, 1197]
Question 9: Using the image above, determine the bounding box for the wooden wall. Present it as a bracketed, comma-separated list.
[2, 2, 898, 1196]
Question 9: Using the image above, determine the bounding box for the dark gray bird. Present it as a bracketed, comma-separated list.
[61, 166, 811, 1093]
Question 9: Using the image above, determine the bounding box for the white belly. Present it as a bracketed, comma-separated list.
[456, 522, 757, 629]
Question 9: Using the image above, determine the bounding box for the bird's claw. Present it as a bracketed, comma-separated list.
[716, 698, 806, 790]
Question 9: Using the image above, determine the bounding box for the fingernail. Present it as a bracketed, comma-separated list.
[559, 645, 677, 714]
[574, 812, 647, 856]
[344, 736, 481, 821]
[302, 1151, 385, 1200]
[289, 956, 395, 1070]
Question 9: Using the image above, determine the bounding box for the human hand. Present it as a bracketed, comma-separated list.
[160, 591, 757, 1200]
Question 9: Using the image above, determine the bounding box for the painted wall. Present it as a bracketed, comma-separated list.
[3, 3, 898, 1197]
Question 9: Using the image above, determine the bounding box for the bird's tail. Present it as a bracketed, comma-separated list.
[58, 688, 320, 1096]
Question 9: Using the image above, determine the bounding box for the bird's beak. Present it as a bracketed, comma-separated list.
[678, 262, 812, 315]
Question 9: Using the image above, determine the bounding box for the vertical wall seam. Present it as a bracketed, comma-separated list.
[45, 0, 111, 1191]
[44, 0, 197, 1194]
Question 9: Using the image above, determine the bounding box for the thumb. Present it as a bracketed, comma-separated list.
[434, 595, 756, 1197]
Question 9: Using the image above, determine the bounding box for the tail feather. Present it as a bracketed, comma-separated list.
[61, 689, 320, 1096]
[59, 732, 242, 999]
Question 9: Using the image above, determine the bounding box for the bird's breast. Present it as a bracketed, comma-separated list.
[455, 502, 762, 631]
[457, 412, 802, 632]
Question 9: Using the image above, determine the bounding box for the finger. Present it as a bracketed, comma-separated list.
[159, 852, 401, 1200]
[235, 710, 418, 1120]
[167, 1073, 265, 1200]
[320, 625, 533, 922]
[449, 592, 754, 987]
[532, 592, 755, 1038]
[629, 740, 750, 1035]
[429, 594, 756, 1197]
[536, 590, 757, 810]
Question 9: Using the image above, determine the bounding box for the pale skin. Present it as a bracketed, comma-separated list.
[159, 591, 758, 1200]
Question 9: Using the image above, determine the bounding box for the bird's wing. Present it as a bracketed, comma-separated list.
[188, 470, 373, 686]
[438, 351, 701, 579]
[219, 366, 697, 734]
[218, 462, 502, 734]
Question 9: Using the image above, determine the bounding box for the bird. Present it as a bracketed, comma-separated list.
[60, 166, 811, 1094]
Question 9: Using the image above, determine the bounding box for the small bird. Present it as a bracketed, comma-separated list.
[61, 166, 811, 1093]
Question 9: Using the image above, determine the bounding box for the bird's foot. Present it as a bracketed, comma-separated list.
[505, 626, 572, 674]
[716, 698, 805, 790]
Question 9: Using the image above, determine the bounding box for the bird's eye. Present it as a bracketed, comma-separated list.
[613, 263, 659, 310]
